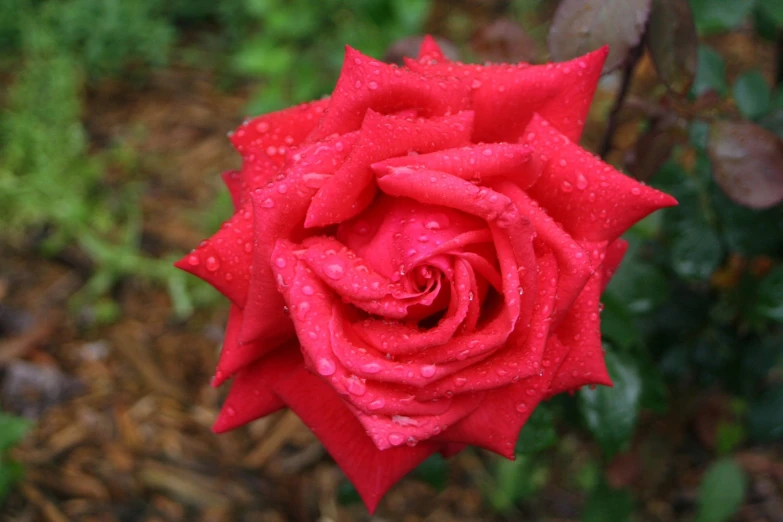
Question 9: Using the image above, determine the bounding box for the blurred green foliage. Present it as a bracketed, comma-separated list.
[0, 412, 31, 503]
[0, 0, 430, 320]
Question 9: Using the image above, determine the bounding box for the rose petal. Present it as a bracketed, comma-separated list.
[238, 133, 357, 344]
[336, 195, 486, 281]
[414, 248, 556, 400]
[230, 99, 329, 159]
[352, 259, 472, 356]
[350, 390, 484, 451]
[309, 47, 471, 141]
[174, 207, 254, 306]
[212, 305, 286, 386]
[222, 170, 243, 211]
[435, 332, 571, 457]
[212, 343, 295, 432]
[523, 114, 677, 241]
[546, 273, 612, 397]
[407, 47, 608, 143]
[372, 143, 537, 188]
[493, 179, 593, 319]
[376, 168, 518, 224]
[417, 35, 447, 63]
[305, 110, 475, 227]
[273, 360, 439, 513]
[300, 236, 444, 319]
[602, 239, 628, 290]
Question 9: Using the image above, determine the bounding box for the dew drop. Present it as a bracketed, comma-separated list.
[316, 358, 336, 376]
[275, 257, 287, 268]
[576, 173, 588, 190]
[420, 365, 437, 378]
[187, 255, 200, 267]
[205, 256, 220, 271]
[368, 398, 386, 410]
[515, 402, 528, 413]
[362, 362, 383, 374]
[325, 263, 345, 280]
[388, 433, 405, 446]
[347, 377, 366, 396]
[296, 302, 310, 319]
[561, 181, 574, 193]
[302, 285, 315, 296]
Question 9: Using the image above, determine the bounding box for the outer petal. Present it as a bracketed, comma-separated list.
[417, 35, 447, 63]
[522, 114, 678, 242]
[174, 207, 254, 306]
[545, 273, 612, 397]
[230, 99, 329, 159]
[274, 363, 440, 513]
[407, 47, 608, 142]
[308, 47, 471, 141]
[435, 333, 572, 457]
[212, 343, 294, 432]
[238, 133, 358, 344]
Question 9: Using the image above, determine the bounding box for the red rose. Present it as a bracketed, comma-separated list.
[177, 37, 676, 511]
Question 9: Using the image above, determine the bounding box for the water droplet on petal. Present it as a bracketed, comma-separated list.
[187, 255, 200, 267]
[362, 362, 382, 374]
[347, 376, 366, 396]
[205, 256, 220, 271]
[302, 285, 315, 296]
[275, 257, 287, 268]
[368, 398, 385, 410]
[420, 365, 436, 378]
[316, 358, 336, 376]
[515, 402, 528, 413]
[576, 173, 588, 190]
[325, 263, 345, 280]
[388, 433, 405, 446]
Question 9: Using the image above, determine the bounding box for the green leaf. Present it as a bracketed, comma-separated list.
[606, 260, 670, 315]
[582, 481, 634, 522]
[758, 0, 783, 26]
[689, 0, 756, 34]
[749, 386, 783, 441]
[0, 413, 31, 452]
[733, 70, 771, 120]
[0, 460, 25, 503]
[670, 224, 723, 280]
[755, 265, 783, 322]
[692, 45, 727, 97]
[413, 454, 448, 490]
[336, 480, 362, 505]
[516, 405, 557, 454]
[488, 455, 548, 511]
[600, 294, 639, 349]
[579, 351, 642, 456]
[696, 459, 747, 522]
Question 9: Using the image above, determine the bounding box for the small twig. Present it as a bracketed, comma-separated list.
[599, 45, 644, 158]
